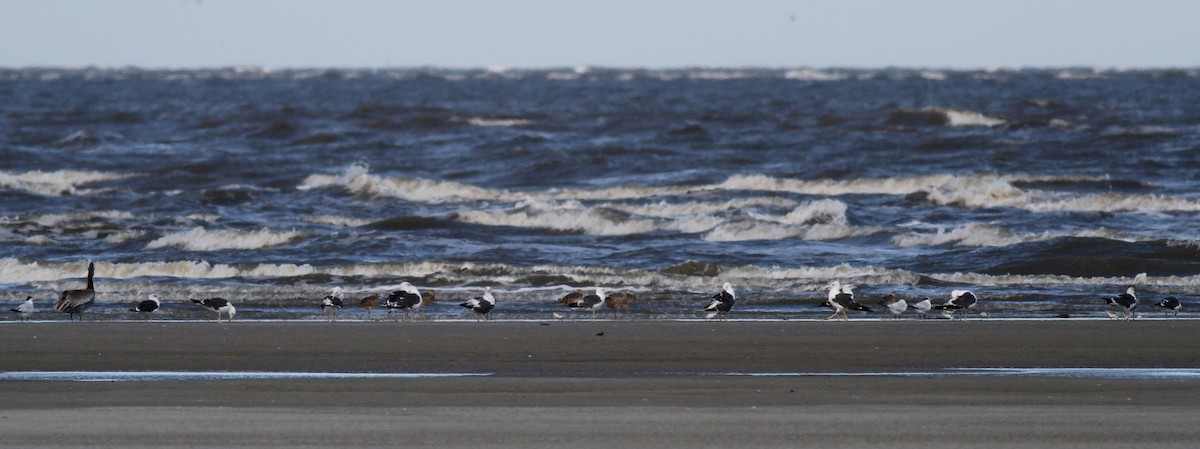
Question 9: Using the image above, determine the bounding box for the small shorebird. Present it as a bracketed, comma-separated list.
[10, 296, 35, 321]
[934, 290, 978, 320]
[54, 262, 96, 321]
[1155, 296, 1182, 318]
[421, 289, 437, 308]
[459, 287, 496, 321]
[879, 292, 907, 319]
[384, 282, 423, 321]
[704, 282, 736, 320]
[191, 297, 236, 322]
[360, 294, 381, 316]
[824, 281, 870, 321]
[130, 294, 161, 321]
[605, 290, 636, 319]
[1103, 285, 1137, 321]
[321, 287, 344, 321]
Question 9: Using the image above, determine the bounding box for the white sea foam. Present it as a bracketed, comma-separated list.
[941, 109, 1006, 127]
[145, 227, 307, 251]
[0, 170, 131, 196]
[893, 224, 1148, 248]
[464, 117, 532, 127]
[301, 215, 374, 227]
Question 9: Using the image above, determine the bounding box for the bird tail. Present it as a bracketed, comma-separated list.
[851, 304, 872, 312]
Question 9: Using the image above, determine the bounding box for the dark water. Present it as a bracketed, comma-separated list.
[2, 67, 1199, 320]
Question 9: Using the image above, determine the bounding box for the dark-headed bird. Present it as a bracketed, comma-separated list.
[934, 289, 978, 320]
[910, 297, 932, 319]
[1156, 296, 1181, 319]
[10, 296, 35, 322]
[459, 287, 496, 321]
[564, 288, 607, 321]
[384, 282, 423, 321]
[605, 289, 637, 319]
[879, 292, 907, 319]
[704, 282, 736, 320]
[130, 294, 161, 321]
[54, 262, 96, 321]
[824, 281, 870, 321]
[191, 297, 236, 322]
[321, 287, 344, 321]
[1103, 285, 1137, 321]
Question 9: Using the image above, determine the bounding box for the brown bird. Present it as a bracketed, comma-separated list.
[360, 294, 381, 315]
[421, 289, 437, 307]
[604, 290, 636, 319]
[557, 289, 583, 306]
[54, 262, 96, 321]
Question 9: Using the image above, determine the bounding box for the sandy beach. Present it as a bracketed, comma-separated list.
[3, 320, 1200, 447]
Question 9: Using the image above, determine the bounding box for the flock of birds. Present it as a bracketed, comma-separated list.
[3, 263, 1189, 322]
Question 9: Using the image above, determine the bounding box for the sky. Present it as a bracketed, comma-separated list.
[1, 0, 1197, 69]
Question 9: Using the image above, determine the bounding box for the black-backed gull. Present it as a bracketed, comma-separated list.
[459, 287, 496, 321]
[1103, 285, 1137, 321]
[933, 290, 978, 320]
[704, 282, 736, 320]
[384, 282, 423, 321]
[130, 294, 160, 321]
[191, 297, 236, 322]
[824, 281, 870, 321]
[1155, 296, 1181, 318]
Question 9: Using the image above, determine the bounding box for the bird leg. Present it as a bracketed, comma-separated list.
[824, 310, 839, 320]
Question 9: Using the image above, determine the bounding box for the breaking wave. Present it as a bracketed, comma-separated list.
[0, 170, 131, 196]
[145, 227, 307, 251]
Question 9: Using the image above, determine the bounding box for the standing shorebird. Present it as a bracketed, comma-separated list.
[130, 294, 161, 321]
[909, 297, 932, 319]
[704, 282, 736, 320]
[1103, 285, 1137, 321]
[563, 288, 607, 321]
[10, 296, 35, 321]
[191, 298, 236, 322]
[605, 290, 637, 319]
[1155, 296, 1182, 318]
[934, 290, 979, 320]
[54, 262, 96, 321]
[879, 292, 907, 319]
[384, 282, 423, 321]
[321, 287, 344, 321]
[459, 287, 496, 321]
[360, 294, 381, 316]
[824, 281, 871, 321]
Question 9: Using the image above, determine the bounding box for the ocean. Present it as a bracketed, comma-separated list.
[2, 66, 1198, 321]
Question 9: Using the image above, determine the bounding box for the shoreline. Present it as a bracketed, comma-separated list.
[4, 321, 1200, 447]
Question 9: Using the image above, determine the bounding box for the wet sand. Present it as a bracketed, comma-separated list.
[3, 320, 1200, 447]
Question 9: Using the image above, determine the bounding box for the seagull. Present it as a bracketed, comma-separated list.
[459, 287, 496, 321]
[910, 297, 932, 319]
[704, 282, 736, 320]
[933, 290, 978, 320]
[1103, 285, 1137, 321]
[130, 294, 161, 321]
[879, 292, 907, 319]
[54, 262, 96, 321]
[824, 281, 870, 321]
[321, 287, 344, 321]
[564, 288, 607, 321]
[191, 297, 236, 322]
[1155, 296, 1181, 318]
[359, 294, 381, 316]
[384, 282, 423, 321]
[605, 289, 636, 319]
[10, 296, 35, 321]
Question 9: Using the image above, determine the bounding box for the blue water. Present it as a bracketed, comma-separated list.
[3, 67, 1199, 320]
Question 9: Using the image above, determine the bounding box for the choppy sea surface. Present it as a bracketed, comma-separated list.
[3, 66, 1199, 321]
